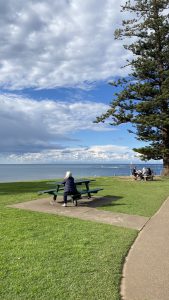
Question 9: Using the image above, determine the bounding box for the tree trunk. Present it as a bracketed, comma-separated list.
[162, 158, 169, 176]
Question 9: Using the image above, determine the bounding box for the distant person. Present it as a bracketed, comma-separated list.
[132, 167, 137, 179]
[147, 167, 152, 176]
[61, 171, 79, 207]
[141, 167, 148, 180]
[137, 169, 143, 180]
[142, 167, 152, 177]
[144, 167, 154, 180]
[142, 167, 147, 175]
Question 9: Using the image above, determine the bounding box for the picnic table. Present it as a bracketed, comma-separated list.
[142, 174, 154, 181]
[38, 179, 103, 206]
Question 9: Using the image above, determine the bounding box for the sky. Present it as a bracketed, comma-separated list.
[0, 0, 158, 164]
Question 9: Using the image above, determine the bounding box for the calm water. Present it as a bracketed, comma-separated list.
[0, 164, 163, 183]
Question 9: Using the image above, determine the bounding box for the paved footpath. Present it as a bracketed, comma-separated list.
[9, 196, 148, 230]
[121, 196, 169, 300]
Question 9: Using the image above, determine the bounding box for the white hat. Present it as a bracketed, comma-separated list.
[64, 171, 72, 179]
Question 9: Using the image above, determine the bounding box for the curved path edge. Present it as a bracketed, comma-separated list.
[121, 196, 169, 300]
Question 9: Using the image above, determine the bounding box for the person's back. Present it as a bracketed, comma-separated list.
[64, 176, 76, 193]
[132, 167, 138, 180]
[62, 171, 79, 207]
[147, 168, 152, 176]
[132, 168, 137, 176]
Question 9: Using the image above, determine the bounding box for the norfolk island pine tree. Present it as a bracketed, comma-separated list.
[95, 0, 169, 175]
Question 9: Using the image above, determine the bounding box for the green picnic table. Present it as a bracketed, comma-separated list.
[38, 179, 103, 206]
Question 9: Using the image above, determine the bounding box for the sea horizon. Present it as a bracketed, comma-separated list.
[0, 163, 163, 183]
[0, 162, 163, 164]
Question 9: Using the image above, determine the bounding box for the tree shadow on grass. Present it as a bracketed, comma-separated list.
[76, 195, 126, 208]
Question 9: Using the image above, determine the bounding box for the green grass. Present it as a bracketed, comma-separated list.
[0, 176, 169, 299]
[0, 180, 136, 300]
[93, 176, 169, 217]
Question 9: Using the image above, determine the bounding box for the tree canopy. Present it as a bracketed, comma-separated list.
[95, 0, 169, 175]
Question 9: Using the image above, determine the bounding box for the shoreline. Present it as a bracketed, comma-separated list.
[0, 175, 162, 184]
[0, 163, 163, 183]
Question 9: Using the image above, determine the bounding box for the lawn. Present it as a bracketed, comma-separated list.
[93, 176, 169, 217]
[0, 177, 169, 299]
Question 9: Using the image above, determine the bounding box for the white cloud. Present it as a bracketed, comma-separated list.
[0, 92, 138, 163]
[0, 1, 139, 164]
[0, 93, 111, 153]
[1, 144, 138, 164]
[0, 0, 130, 90]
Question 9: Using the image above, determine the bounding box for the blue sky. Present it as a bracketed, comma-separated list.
[0, 0, 156, 164]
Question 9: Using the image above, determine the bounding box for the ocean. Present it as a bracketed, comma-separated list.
[0, 163, 163, 183]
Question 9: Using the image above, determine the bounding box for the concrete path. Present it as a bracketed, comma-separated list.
[8, 196, 148, 230]
[121, 196, 169, 300]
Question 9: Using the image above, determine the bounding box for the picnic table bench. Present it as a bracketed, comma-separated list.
[38, 179, 103, 206]
[142, 174, 154, 181]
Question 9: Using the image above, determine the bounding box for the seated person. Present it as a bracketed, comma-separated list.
[132, 167, 137, 179]
[143, 167, 152, 176]
[61, 171, 80, 207]
[147, 167, 152, 176]
[142, 167, 153, 180]
[137, 169, 143, 180]
[142, 167, 146, 174]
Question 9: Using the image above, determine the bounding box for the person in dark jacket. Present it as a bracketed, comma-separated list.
[132, 167, 137, 180]
[61, 171, 78, 207]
